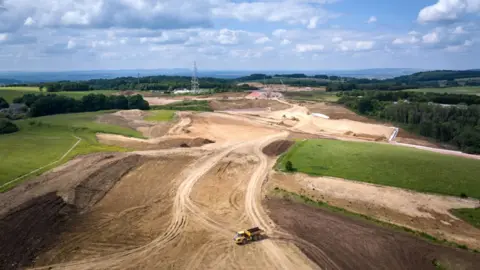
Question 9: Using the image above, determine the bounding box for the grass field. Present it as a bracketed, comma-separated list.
[403, 87, 480, 95]
[450, 208, 480, 229]
[283, 91, 339, 102]
[277, 139, 480, 199]
[0, 87, 116, 103]
[0, 111, 143, 191]
[144, 110, 175, 122]
[150, 100, 213, 111]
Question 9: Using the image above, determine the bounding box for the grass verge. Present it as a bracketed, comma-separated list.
[144, 110, 175, 122]
[450, 208, 480, 229]
[150, 100, 212, 111]
[0, 111, 143, 191]
[270, 187, 478, 252]
[277, 139, 480, 199]
[403, 87, 480, 95]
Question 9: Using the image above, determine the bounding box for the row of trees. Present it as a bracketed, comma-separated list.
[41, 82, 92, 92]
[338, 95, 480, 153]
[339, 91, 480, 105]
[14, 93, 149, 117]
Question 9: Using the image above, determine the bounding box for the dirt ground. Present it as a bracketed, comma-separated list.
[268, 172, 480, 250]
[262, 140, 294, 156]
[265, 198, 480, 270]
[2, 98, 480, 270]
[246, 82, 326, 92]
[210, 99, 290, 111]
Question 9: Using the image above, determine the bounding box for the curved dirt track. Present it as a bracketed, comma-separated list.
[29, 132, 316, 270]
[3, 100, 479, 270]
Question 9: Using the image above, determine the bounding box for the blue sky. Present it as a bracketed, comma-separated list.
[0, 0, 479, 71]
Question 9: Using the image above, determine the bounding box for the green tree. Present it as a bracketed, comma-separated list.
[0, 119, 19, 134]
[285, 161, 294, 172]
[0, 97, 9, 109]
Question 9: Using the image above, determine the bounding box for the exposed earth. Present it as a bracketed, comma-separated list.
[0, 99, 479, 270]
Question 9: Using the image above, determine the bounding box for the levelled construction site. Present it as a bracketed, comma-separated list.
[1, 94, 479, 270]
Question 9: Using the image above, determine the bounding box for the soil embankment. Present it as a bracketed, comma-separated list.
[0, 153, 146, 269]
[262, 140, 294, 156]
[265, 197, 480, 270]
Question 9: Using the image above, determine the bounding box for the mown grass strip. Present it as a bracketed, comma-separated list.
[277, 139, 480, 199]
[144, 110, 175, 122]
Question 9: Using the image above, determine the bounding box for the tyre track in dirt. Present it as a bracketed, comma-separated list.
[243, 131, 318, 270]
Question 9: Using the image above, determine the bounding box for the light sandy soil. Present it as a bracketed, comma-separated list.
[1, 99, 480, 270]
[268, 172, 480, 249]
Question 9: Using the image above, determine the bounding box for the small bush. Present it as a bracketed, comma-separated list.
[460, 192, 468, 198]
[285, 160, 294, 172]
[0, 119, 19, 134]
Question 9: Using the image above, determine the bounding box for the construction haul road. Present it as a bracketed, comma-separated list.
[1, 99, 479, 270]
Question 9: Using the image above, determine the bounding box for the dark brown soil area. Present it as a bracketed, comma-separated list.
[0, 153, 146, 269]
[265, 198, 480, 270]
[209, 99, 290, 111]
[0, 193, 75, 270]
[262, 140, 294, 156]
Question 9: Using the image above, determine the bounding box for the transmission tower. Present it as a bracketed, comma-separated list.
[191, 61, 200, 92]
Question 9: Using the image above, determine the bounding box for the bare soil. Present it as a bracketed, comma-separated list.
[269, 172, 480, 249]
[209, 99, 290, 111]
[265, 197, 480, 270]
[262, 140, 294, 156]
[2, 99, 479, 270]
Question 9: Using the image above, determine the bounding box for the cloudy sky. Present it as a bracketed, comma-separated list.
[0, 0, 479, 71]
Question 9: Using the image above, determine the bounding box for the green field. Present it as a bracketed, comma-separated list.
[450, 208, 480, 229]
[278, 139, 480, 199]
[0, 87, 117, 103]
[283, 91, 339, 102]
[403, 87, 480, 95]
[144, 110, 175, 121]
[0, 86, 40, 91]
[150, 100, 213, 111]
[0, 111, 144, 191]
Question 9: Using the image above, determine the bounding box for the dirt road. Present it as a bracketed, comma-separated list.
[2, 99, 479, 269]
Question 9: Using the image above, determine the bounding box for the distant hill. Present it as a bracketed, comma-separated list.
[0, 78, 21, 85]
[394, 70, 480, 82]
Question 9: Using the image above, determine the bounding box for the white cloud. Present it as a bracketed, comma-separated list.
[24, 17, 35, 26]
[332, 37, 342, 43]
[273, 29, 287, 37]
[67, 40, 76, 49]
[3, 0, 213, 30]
[452, 26, 467, 34]
[408, 31, 420, 36]
[0, 33, 8, 42]
[280, 39, 291, 45]
[307, 17, 319, 29]
[418, 0, 480, 23]
[422, 32, 440, 44]
[295, 44, 325, 53]
[212, 0, 338, 27]
[367, 16, 377, 24]
[337, 40, 375, 51]
[255, 36, 271, 44]
[445, 39, 474, 52]
[392, 36, 419, 45]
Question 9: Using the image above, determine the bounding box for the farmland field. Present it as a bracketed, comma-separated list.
[0, 88, 117, 103]
[0, 111, 143, 191]
[278, 139, 480, 199]
[403, 86, 480, 95]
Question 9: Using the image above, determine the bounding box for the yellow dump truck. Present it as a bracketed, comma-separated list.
[233, 227, 265, 245]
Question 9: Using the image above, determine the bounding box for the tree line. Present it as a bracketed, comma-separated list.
[339, 91, 480, 105]
[13, 93, 149, 117]
[338, 93, 480, 153]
